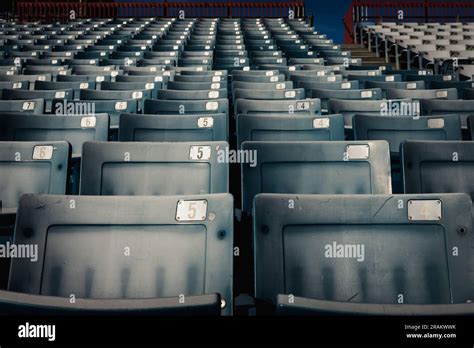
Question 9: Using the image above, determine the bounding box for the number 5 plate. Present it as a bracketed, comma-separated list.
[176, 200, 207, 221]
[189, 145, 211, 160]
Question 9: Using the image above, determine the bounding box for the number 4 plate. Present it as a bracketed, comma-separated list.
[176, 200, 207, 221]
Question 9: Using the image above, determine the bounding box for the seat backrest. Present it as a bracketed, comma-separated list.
[236, 114, 344, 149]
[422, 99, 474, 128]
[0, 99, 44, 114]
[0, 113, 109, 158]
[386, 88, 458, 100]
[234, 88, 305, 101]
[241, 141, 392, 213]
[353, 114, 462, 158]
[10, 193, 233, 315]
[0, 141, 70, 209]
[236, 98, 320, 116]
[144, 99, 229, 118]
[119, 113, 227, 142]
[157, 89, 227, 100]
[401, 140, 474, 203]
[166, 81, 223, 91]
[312, 88, 382, 111]
[52, 99, 138, 127]
[80, 141, 229, 195]
[254, 193, 472, 305]
[329, 98, 414, 128]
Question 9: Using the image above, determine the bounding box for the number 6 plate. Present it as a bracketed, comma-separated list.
[176, 200, 207, 221]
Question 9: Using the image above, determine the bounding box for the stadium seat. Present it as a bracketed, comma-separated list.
[254, 193, 472, 309]
[401, 141, 474, 205]
[119, 113, 227, 142]
[8, 193, 233, 315]
[144, 99, 229, 118]
[386, 88, 458, 100]
[157, 89, 227, 100]
[241, 141, 392, 213]
[234, 88, 305, 101]
[52, 99, 138, 129]
[311, 88, 382, 112]
[80, 141, 229, 195]
[0, 99, 44, 114]
[236, 114, 344, 149]
[0, 113, 109, 159]
[328, 99, 414, 129]
[0, 141, 70, 209]
[353, 114, 462, 158]
[34, 81, 96, 101]
[422, 99, 474, 128]
[236, 98, 320, 116]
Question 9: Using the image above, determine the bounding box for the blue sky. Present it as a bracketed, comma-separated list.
[305, 0, 353, 43]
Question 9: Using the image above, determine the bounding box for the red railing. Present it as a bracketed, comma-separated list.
[344, 0, 474, 43]
[17, 1, 306, 21]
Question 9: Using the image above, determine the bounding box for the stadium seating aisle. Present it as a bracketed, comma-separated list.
[0, 15, 473, 317]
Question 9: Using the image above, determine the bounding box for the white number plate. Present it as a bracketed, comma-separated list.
[32, 145, 53, 160]
[189, 145, 211, 160]
[176, 200, 208, 221]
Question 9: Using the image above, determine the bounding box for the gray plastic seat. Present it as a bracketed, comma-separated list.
[80, 141, 229, 195]
[402, 140, 474, 205]
[144, 99, 229, 118]
[386, 88, 458, 100]
[9, 193, 233, 315]
[422, 99, 474, 128]
[236, 98, 320, 116]
[237, 114, 344, 149]
[1, 89, 73, 113]
[353, 114, 462, 158]
[299, 80, 360, 93]
[34, 81, 96, 100]
[234, 88, 305, 101]
[119, 113, 227, 142]
[100, 80, 159, 95]
[241, 141, 392, 213]
[0, 99, 44, 114]
[167, 81, 225, 91]
[0, 113, 109, 158]
[430, 81, 474, 98]
[157, 89, 227, 100]
[255, 193, 472, 307]
[0, 141, 70, 209]
[329, 98, 414, 129]
[312, 88, 382, 112]
[52, 99, 138, 128]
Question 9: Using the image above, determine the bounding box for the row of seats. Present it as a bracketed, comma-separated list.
[359, 22, 474, 76]
[3, 138, 473, 208]
[1, 16, 474, 316]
